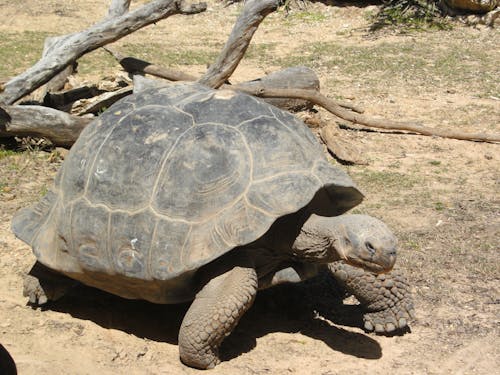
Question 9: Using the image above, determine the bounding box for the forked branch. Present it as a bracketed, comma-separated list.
[198, 0, 280, 88]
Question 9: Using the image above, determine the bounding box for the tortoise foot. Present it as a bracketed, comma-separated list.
[329, 262, 416, 333]
[363, 298, 416, 333]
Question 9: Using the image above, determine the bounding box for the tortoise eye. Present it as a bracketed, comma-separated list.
[365, 241, 376, 254]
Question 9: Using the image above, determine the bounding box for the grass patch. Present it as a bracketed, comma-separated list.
[0, 31, 49, 77]
[352, 169, 420, 191]
[282, 10, 328, 25]
[278, 38, 499, 97]
[122, 43, 218, 66]
[0, 150, 17, 160]
[245, 43, 278, 65]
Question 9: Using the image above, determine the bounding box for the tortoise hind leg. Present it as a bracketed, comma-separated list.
[24, 262, 78, 305]
[328, 262, 416, 333]
[178, 264, 258, 369]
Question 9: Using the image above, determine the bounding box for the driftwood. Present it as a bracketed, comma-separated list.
[0, 0, 207, 105]
[0, 106, 91, 146]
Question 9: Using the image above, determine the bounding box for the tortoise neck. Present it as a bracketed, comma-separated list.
[290, 214, 344, 263]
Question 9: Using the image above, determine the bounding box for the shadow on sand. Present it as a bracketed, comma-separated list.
[37, 274, 392, 363]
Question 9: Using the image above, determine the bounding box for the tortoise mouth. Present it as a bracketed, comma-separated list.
[345, 257, 394, 274]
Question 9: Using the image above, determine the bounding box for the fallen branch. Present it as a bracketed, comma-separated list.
[0, 0, 207, 105]
[234, 86, 500, 143]
[198, 0, 280, 88]
[0, 105, 92, 146]
[105, 48, 498, 142]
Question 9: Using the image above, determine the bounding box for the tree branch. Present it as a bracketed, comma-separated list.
[108, 0, 132, 18]
[198, 0, 279, 88]
[0, 0, 207, 105]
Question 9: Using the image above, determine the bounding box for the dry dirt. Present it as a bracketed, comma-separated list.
[0, 1, 499, 374]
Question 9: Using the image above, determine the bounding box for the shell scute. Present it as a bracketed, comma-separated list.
[152, 124, 251, 221]
[86, 106, 193, 210]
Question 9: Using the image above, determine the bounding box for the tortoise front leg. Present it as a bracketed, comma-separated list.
[328, 262, 416, 333]
[178, 264, 258, 369]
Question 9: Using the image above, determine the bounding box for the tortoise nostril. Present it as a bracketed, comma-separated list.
[365, 241, 376, 254]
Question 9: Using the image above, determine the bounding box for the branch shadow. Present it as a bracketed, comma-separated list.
[37, 273, 387, 363]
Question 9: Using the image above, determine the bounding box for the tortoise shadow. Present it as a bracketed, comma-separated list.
[0, 344, 17, 375]
[40, 277, 384, 362]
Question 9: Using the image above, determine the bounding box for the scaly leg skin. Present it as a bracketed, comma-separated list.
[328, 261, 416, 333]
[23, 262, 78, 305]
[178, 265, 258, 369]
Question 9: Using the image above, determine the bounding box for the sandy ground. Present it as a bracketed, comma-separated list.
[0, 1, 499, 374]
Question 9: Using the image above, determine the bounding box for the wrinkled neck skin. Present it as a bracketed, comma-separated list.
[290, 214, 346, 263]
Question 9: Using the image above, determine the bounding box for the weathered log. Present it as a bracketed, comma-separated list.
[198, 0, 279, 88]
[42, 37, 77, 93]
[0, 0, 207, 105]
[233, 66, 319, 111]
[0, 105, 91, 147]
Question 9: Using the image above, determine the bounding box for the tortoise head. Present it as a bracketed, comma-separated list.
[332, 214, 397, 273]
[292, 214, 397, 273]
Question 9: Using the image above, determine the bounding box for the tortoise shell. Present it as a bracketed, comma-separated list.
[12, 83, 363, 301]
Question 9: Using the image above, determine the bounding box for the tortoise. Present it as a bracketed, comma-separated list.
[12, 83, 414, 369]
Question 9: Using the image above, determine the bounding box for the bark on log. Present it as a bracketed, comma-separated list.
[198, 0, 279, 88]
[233, 66, 319, 111]
[0, 0, 207, 105]
[0, 106, 92, 146]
